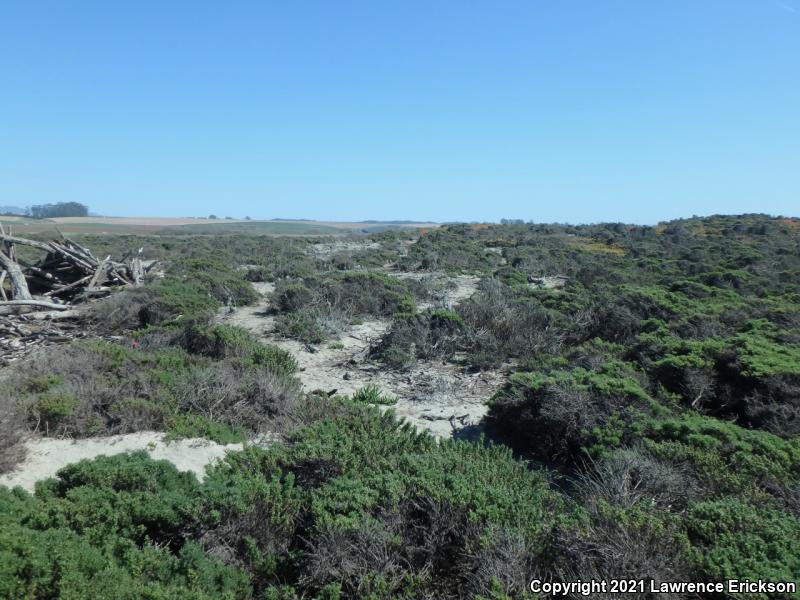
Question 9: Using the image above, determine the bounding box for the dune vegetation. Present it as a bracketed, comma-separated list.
[1, 214, 798, 599]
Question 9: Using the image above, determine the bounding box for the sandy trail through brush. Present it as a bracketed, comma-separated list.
[1, 273, 500, 491]
[219, 275, 505, 439]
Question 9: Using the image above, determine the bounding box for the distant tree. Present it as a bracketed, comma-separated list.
[224, 216, 233, 220]
[28, 202, 89, 219]
[0, 205, 26, 216]
[244, 216, 251, 221]
[208, 214, 218, 220]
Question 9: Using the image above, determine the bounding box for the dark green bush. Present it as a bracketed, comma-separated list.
[180, 323, 297, 375]
[0, 454, 251, 599]
[195, 400, 565, 598]
[487, 350, 662, 464]
[173, 258, 260, 306]
[372, 309, 464, 370]
[687, 499, 800, 599]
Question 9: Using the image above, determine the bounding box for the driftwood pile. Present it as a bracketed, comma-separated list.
[0, 309, 87, 363]
[0, 228, 156, 363]
[0, 229, 153, 312]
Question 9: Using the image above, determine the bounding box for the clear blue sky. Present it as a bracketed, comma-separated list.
[1, 1, 798, 223]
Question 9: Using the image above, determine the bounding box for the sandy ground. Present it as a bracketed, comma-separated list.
[219, 274, 504, 439]
[0, 432, 245, 492]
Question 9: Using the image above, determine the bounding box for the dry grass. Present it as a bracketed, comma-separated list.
[564, 236, 627, 255]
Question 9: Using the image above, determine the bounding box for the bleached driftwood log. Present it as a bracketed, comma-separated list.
[0, 249, 32, 300]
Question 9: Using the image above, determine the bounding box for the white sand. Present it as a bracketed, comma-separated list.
[0, 432, 244, 492]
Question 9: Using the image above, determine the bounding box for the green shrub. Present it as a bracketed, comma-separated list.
[24, 374, 64, 393]
[487, 353, 661, 464]
[644, 413, 800, 498]
[351, 385, 397, 405]
[167, 414, 246, 444]
[180, 323, 297, 375]
[29, 393, 79, 433]
[196, 401, 565, 597]
[274, 311, 328, 344]
[173, 258, 260, 306]
[687, 499, 800, 599]
[0, 455, 251, 599]
[272, 282, 315, 312]
[372, 310, 465, 370]
[138, 278, 220, 325]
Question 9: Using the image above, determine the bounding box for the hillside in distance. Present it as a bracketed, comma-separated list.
[0, 215, 440, 236]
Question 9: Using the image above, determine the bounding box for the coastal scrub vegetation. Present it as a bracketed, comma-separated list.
[2, 214, 799, 598]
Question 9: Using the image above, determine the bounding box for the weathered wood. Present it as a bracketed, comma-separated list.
[64, 238, 97, 261]
[88, 256, 111, 288]
[0, 300, 70, 312]
[108, 265, 132, 285]
[49, 242, 97, 271]
[129, 257, 145, 285]
[19, 261, 63, 284]
[18, 309, 81, 320]
[0, 234, 55, 253]
[0, 235, 154, 325]
[43, 275, 92, 297]
[0, 249, 33, 300]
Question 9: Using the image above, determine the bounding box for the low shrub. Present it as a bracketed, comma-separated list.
[85, 279, 220, 332]
[643, 412, 800, 499]
[274, 310, 329, 344]
[180, 323, 297, 375]
[5, 337, 301, 443]
[195, 401, 565, 597]
[167, 414, 246, 444]
[371, 309, 465, 370]
[352, 385, 397, 405]
[551, 503, 692, 599]
[173, 258, 260, 306]
[686, 499, 800, 599]
[269, 271, 426, 343]
[0, 453, 251, 598]
[28, 393, 79, 436]
[486, 354, 661, 464]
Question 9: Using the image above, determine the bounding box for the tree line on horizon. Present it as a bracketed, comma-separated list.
[0, 201, 90, 219]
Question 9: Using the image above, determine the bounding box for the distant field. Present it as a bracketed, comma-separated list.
[0, 216, 39, 226]
[1, 216, 439, 236]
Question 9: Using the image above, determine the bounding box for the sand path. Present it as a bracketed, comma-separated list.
[219, 274, 503, 439]
[0, 432, 245, 492]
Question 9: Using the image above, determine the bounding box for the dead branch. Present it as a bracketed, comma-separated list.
[0, 300, 70, 312]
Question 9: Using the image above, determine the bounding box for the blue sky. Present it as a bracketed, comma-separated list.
[1, 1, 798, 223]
